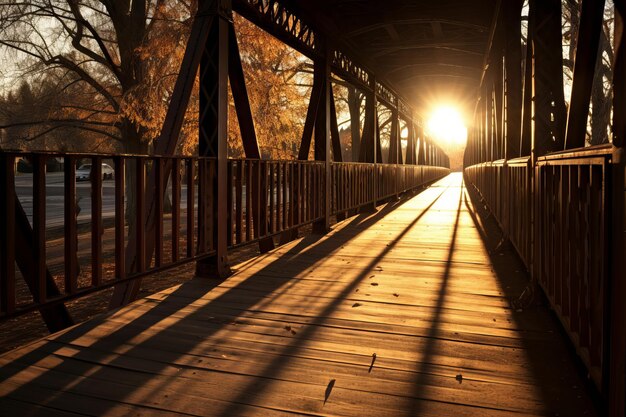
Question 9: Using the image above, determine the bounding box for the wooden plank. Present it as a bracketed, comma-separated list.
[0, 174, 599, 417]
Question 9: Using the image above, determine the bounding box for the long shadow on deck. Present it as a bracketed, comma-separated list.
[408, 178, 463, 415]
[0, 176, 599, 416]
[0, 183, 449, 415]
[460, 180, 600, 416]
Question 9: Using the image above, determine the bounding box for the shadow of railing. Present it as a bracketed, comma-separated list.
[0, 183, 448, 415]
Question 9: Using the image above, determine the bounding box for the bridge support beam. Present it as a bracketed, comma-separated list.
[504, 0, 523, 160]
[313, 41, 332, 233]
[564, 0, 607, 150]
[530, 0, 567, 159]
[196, 0, 232, 279]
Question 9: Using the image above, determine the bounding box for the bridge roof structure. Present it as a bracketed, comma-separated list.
[285, 0, 497, 114]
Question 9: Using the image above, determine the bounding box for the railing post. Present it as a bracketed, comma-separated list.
[196, 0, 231, 278]
[609, 2, 626, 414]
[359, 77, 377, 212]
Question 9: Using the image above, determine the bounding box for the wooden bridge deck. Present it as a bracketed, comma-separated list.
[0, 173, 598, 416]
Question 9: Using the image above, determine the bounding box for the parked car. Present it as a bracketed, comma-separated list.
[76, 163, 115, 181]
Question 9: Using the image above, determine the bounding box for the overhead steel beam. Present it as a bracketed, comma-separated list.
[345, 18, 488, 38]
[233, 0, 416, 128]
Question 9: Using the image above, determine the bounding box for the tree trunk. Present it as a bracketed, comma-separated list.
[121, 121, 149, 273]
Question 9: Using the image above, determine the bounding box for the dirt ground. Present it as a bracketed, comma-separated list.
[0, 238, 270, 354]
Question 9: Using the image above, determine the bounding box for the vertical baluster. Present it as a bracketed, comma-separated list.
[136, 158, 146, 272]
[291, 163, 296, 226]
[246, 160, 253, 241]
[227, 160, 233, 246]
[268, 162, 276, 233]
[255, 160, 261, 238]
[312, 164, 316, 221]
[207, 159, 215, 252]
[33, 155, 46, 303]
[186, 159, 195, 257]
[64, 156, 77, 294]
[283, 162, 289, 229]
[260, 161, 267, 238]
[115, 157, 125, 280]
[303, 164, 308, 222]
[172, 158, 181, 262]
[289, 163, 295, 228]
[236, 161, 243, 244]
[91, 157, 103, 286]
[348, 166, 352, 210]
[277, 162, 282, 233]
[155, 158, 164, 268]
[197, 159, 206, 253]
[299, 163, 304, 225]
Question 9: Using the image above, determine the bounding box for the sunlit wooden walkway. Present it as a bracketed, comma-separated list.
[0, 173, 598, 416]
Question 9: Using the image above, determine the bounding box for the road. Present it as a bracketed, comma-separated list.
[14, 172, 190, 230]
[14, 172, 289, 232]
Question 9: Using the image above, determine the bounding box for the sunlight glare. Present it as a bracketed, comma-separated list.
[426, 106, 467, 146]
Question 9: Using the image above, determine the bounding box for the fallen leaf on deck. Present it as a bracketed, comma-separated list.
[324, 379, 336, 405]
[284, 325, 292, 332]
[369, 353, 377, 373]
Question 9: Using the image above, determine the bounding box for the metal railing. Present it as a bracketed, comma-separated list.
[464, 144, 612, 393]
[226, 159, 325, 247]
[464, 156, 532, 267]
[535, 145, 611, 390]
[0, 151, 449, 321]
[0, 152, 213, 318]
[331, 163, 450, 214]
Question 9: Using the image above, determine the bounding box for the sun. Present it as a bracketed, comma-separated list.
[426, 106, 467, 146]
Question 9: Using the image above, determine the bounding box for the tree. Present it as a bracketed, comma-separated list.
[0, 0, 195, 153]
[226, 13, 312, 160]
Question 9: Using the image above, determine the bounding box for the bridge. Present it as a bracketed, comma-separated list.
[0, 0, 624, 416]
